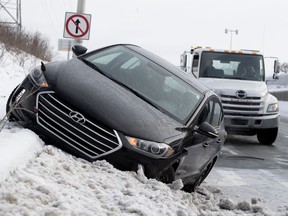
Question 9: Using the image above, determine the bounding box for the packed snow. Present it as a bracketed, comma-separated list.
[0, 46, 288, 216]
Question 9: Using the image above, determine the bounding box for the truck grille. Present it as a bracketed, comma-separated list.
[220, 94, 264, 117]
[36, 91, 122, 160]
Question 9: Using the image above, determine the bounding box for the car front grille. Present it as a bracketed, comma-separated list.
[36, 91, 122, 160]
[220, 94, 264, 117]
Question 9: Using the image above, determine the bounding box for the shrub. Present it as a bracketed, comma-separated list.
[0, 22, 53, 61]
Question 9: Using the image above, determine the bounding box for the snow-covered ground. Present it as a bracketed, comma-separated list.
[0, 47, 288, 215]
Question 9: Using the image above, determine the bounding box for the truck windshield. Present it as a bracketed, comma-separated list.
[199, 51, 265, 81]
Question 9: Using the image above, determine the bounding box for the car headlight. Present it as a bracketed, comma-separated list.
[29, 66, 49, 87]
[126, 136, 174, 158]
[267, 103, 279, 113]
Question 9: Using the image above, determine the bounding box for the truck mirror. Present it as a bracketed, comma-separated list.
[273, 73, 279, 80]
[180, 53, 187, 69]
[274, 60, 280, 73]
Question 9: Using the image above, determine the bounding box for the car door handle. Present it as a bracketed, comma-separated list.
[203, 142, 209, 148]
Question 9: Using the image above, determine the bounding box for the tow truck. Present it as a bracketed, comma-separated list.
[180, 46, 280, 145]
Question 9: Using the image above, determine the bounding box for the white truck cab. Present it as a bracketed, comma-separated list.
[180, 47, 280, 145]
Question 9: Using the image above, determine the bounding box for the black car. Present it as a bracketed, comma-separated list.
[6, 44, 226, 191]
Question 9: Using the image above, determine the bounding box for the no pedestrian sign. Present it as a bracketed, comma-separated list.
[63, 12, 91, 40]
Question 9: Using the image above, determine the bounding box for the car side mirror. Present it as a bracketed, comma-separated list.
[195, 122, 218, 139]
[72, 45, 87, 57]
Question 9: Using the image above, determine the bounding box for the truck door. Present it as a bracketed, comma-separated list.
[191, 54, 200, 77]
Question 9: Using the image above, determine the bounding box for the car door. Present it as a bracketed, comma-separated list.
[175, 98, 216, 181]
[197, 97, 225, 170]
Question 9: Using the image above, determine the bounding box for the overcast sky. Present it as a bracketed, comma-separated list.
[2, 0, 288, 65]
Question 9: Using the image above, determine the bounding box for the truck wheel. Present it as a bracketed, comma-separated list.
[257, 128, 278, 145]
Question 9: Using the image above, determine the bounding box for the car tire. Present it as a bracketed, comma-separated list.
[5, 85, 19, 121]
[183, 160, 216, 193]
[183, 170, 207, 192]
[257, 128, 278, 145]
[159, 166, 175, 184]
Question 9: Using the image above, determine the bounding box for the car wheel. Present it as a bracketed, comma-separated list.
[5, 85, 19, 121]
[183, 170, 207, 193]
[183, 160, 216, 193]
[159, 166, 175, 184]
[257, 128, 278, 145]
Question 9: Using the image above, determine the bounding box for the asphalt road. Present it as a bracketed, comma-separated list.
[216, 116, 288, 170]
[204, 116, 288, 214]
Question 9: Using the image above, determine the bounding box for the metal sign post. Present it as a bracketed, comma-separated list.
[61, 0, 90, 58]
[58, 39, 74, 59]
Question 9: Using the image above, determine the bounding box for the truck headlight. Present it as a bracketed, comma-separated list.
[126, 136, 174, 158]
[29, 66, 49, 87]
[267, 103, 279, 112]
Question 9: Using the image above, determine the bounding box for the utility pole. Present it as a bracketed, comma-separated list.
[74, 0, 86, 46]
[0, 0, 22, 30]
[225, 29, 238, 50]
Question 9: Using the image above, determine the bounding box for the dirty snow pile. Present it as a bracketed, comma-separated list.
[0, 142, 269, 216]
[0, 45, 287, 215]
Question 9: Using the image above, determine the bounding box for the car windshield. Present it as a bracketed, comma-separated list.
[81, 45, 203, 124]
[199, 51, 265, 81]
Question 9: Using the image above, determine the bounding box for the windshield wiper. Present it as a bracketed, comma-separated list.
[175, 126, 191, 132]
[220, 76, 247, 80]
[81, 58, 164, 113]
[81, 59, 106, 76]
[116, 81, 165, 112]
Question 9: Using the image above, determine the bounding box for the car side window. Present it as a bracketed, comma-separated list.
[197, 102, 212, 125]
[197, 98, 223, 127]
[211, 100, 222, 127]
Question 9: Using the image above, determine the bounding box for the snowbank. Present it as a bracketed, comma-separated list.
[0, 145, 269, 215]
[0, 125, 44, 182]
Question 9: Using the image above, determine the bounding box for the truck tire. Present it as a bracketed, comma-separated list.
[257, 128, 278, 145]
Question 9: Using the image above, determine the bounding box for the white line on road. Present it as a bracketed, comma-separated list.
[259, 169, 275, 177]
[276, 161, 288, 166]
[215, 170, 248, 186]
[259, 169, 288, 188]
[222, 146, 238, 155]
[280, 182, 288, 188]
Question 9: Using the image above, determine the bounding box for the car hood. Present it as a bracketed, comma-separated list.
[199, 78, 268, 97]
[43, 59, 183, 142]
